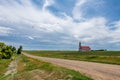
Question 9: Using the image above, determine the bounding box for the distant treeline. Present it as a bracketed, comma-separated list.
[91, 49, 107, 51]
[0, 42, 22, 59]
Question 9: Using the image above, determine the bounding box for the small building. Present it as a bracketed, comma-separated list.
[79, 42, 91, 51]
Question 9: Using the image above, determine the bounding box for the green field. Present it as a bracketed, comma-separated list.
[24, 51, 120, 65]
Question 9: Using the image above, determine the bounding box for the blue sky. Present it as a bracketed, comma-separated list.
[0, 0, 120, 50]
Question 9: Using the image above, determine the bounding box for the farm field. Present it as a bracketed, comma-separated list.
[0, 54, 92, 80]
[24, 51, 120, 65]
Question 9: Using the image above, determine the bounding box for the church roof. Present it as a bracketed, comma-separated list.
[81, 46, 91, 50]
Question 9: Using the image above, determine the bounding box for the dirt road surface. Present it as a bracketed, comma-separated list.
[23, 53, 120, 80]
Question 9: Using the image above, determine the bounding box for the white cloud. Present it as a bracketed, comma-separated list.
[72, 0, 87, 20]
[42, 0, 54, 11]
[0, 26, 13, 36]
[64, 17, 109, 43]
[109, 21, 120, 43]
[28, 36, 34, 40]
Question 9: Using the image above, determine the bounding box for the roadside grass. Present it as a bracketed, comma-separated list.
[0, 54, 20, 80]
[0, 59, 11, 75]
[24, 51, 120, 65]
[6, 54, 92, 80]
[0, 59, 11, 80]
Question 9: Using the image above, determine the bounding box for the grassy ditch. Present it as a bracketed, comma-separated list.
[5, 54, 92, 80]
[24, 51, 120, 65]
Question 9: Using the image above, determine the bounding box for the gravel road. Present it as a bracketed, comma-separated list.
[23, 53, 120, 80]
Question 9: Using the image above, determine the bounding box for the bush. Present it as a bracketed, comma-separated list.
[0, 42, 17, 59]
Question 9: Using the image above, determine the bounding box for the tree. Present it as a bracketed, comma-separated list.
[2, 46, 13, 59]
[0, 42, 6, 49]
[0, 42, 17, 59]
[0, 42, 5, 47]
[12, 46, 16, 54]
[17, 45, 23, 54]
[0, 52, 2, 59]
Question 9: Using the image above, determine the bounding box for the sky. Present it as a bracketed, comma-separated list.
[0, 0, 120, 50]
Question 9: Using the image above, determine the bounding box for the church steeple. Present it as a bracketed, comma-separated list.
[79, 42, 81, 51]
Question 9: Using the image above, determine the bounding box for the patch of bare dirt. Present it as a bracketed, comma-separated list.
[4, 59, 17, 76]
[6, 69, 71, 80]
[23, 53, 120, 80]
[6, 69, 44, 80]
